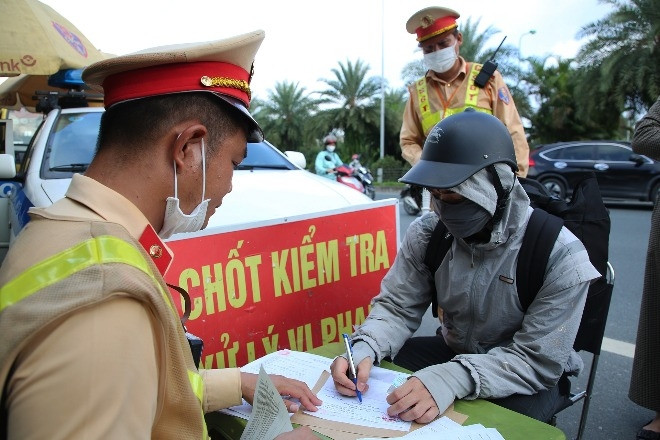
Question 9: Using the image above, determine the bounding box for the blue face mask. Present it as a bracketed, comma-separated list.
[437, 198, 491, 238]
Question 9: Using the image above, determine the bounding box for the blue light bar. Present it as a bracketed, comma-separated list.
[48, 69, 85, 89]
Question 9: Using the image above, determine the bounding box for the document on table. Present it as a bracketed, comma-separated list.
[358, 418, 505, 440]
[239, 365, 293, 440]
[221, 349, 333, 420]
[303, 368, 412, 432]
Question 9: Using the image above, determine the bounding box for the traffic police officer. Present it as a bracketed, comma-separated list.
[0, 31, 320, 439]
[401, 6, 530, 177]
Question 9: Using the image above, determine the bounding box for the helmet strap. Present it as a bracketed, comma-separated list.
[486, 164, 512, 226]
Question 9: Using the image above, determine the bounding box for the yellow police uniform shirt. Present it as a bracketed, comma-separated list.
[400, 57, 530, 176]
[4, 174, 242, 439]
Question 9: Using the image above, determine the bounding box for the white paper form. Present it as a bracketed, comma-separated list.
[222, 350, 332, 420]
[304, 368, 412, 432]
[240, 365, 293, 440]
[358, 420, 505, 440]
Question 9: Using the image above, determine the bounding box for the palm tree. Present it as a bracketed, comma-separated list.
[523, 56, 622, 144]
[251, 81, 319, 151]
[316, 59, 382, 154]
[575, 0, 660, 123]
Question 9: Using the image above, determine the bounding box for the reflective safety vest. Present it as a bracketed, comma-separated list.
[0, 227, 208, 440]
[415, 62, 493, 134]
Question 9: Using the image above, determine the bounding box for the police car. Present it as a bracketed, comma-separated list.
[0, 75, 373, 260]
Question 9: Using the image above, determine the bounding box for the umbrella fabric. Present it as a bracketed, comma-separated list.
[0, 0, 108, 76]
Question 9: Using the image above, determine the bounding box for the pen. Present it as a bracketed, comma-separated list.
[342, 333, 362, 403]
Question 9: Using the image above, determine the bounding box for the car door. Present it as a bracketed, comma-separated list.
[594, 143, 649, 199]
[551, 143, 598, 188]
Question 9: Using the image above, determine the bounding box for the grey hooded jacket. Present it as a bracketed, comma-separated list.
[350, 178, 601, 410]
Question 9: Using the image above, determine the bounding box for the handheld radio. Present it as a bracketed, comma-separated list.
[474, 36, 507, 88]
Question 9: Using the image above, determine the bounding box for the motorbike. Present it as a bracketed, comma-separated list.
[333, 155, 376, 200]
[348, 155, 376, 200]
[334, 163, 366, 194]
[400, 183, 422, 215]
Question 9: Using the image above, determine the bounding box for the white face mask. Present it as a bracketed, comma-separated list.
[326, 145, 336, 152]
[158, 139, 211, 239]
[423, 43, 458, 73]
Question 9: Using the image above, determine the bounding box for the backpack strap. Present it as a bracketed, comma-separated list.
[424, 220, 454, 318]
[424, 208, 564, 317]
[517, 208, 564, 312]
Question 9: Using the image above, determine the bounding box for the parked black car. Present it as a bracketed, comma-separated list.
[527, 140, 660, 203]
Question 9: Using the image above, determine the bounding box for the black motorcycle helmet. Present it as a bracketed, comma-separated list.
[399, 109, 518, 189]
[400, 109, 519, 225]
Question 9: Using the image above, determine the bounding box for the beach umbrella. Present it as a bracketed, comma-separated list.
[0, 0, 107, 76]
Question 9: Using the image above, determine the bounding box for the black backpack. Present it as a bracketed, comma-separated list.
[424, 173, 611, 344]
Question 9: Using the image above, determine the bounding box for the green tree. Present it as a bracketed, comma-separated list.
[524, 57, 581, 144]
[575, 0, 660, 124]
[316, 59, 382, 157]
[251, 81, 318, 151]
[382, 88, 408, 159]
[523, 56, 622, 144]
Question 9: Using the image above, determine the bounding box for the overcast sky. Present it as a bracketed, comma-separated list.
[30, 0, 613, 99]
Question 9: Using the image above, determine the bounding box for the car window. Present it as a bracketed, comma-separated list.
[596, 144, 632, 162]
[43, 111, 102, 177]
[18, 117, 46, 177]
[555, 144, 595, 161]
[238, 141, 295, 170]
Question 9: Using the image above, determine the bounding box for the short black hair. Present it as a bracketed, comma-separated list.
[97, 92, 250, 159]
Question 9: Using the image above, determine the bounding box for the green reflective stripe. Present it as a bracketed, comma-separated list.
[188, 369, 204, 402]
[445, 105, 492, 118]
[416, 77, 442, 134]
[188, 370, 208, 440]
[416, 64, 494, 134]
[0, 235, 174, 313]
[465, 63, 482, 107]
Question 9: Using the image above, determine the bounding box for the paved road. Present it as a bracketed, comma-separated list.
[376, 190, 653, 440]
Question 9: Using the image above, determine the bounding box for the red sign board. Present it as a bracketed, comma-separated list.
[165, 201, 399, 369]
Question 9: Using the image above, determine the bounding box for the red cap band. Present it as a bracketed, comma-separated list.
[416, 16, 457, 42]
[102, 61, 251, 108]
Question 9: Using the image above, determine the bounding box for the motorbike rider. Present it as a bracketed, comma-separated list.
[315, 134, 343, 179]
[349, 154, 362, 169]
[330, 110, 599, 423]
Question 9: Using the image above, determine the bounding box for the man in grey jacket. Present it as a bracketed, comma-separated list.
[330, 110, 600, 423]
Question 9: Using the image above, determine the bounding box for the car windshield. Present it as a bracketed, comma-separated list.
[41, 119, 294, 176]
[45, 111, 102, 176]
[237, 141, 295, 170]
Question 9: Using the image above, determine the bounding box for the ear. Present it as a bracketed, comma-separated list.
[172, 123, 208, 173]
[456, 32, 463, 47]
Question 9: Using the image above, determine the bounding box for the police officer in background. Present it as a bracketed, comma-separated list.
[0, 31, 320, 439]
[401, 6, 530, 177]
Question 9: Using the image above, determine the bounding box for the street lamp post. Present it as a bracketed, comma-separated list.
[518, 29, 537, 67]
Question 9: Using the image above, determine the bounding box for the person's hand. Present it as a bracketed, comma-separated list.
[386, 377, 439, 424]
[240, 372, 322, 413]
[275, 426, 317, 439]
[330, 356, 371, 398]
